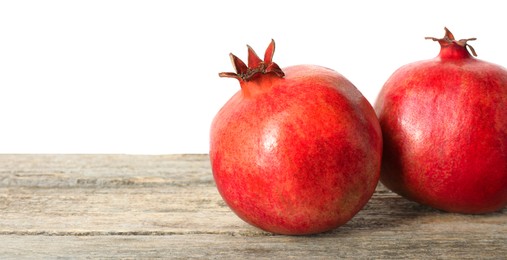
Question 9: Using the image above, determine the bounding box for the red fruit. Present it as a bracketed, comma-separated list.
[210, 40, 382, 235]
[375, 28, 507, 213]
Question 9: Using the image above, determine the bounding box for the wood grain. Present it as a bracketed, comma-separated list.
[0, 154, 505, 259]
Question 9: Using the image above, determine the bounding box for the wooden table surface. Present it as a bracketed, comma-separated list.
[0, 154, 505, 259]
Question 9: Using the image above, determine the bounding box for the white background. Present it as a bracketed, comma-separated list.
[1, 1, 506, 154]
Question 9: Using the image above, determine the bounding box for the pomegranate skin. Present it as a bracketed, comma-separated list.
[375, 28, 507, 213]
[210, 42, 382, 235]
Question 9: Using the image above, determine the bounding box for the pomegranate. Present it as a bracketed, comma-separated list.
[210, 40, 382, 235]
[375, 28, 507, 213]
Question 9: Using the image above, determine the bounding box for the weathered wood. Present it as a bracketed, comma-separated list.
[0, 154, 505, 259]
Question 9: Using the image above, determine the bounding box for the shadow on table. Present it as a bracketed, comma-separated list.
[318, 183, 506, 237]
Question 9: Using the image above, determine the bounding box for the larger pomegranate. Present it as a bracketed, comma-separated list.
[210, 40, 382, 235]
[375, 28, 507, 213]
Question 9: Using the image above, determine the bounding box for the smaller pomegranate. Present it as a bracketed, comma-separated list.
[375, 28, 507, 213]
[210, 40, 382, 235]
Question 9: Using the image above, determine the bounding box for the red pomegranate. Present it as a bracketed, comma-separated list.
[375, 28, 507, 213]
[210, 40, 382, 235]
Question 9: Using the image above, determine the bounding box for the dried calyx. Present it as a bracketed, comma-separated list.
[425, 27, 477, 57]
[219, 39, 285, 81]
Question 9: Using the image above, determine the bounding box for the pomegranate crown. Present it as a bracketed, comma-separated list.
[219, 39, 285, 81]
[425, 27, 477, 57]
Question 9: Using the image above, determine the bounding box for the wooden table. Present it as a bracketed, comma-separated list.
[0, 154, 505, 259]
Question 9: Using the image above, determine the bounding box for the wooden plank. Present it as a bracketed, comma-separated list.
[0, 154, 505, 259]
